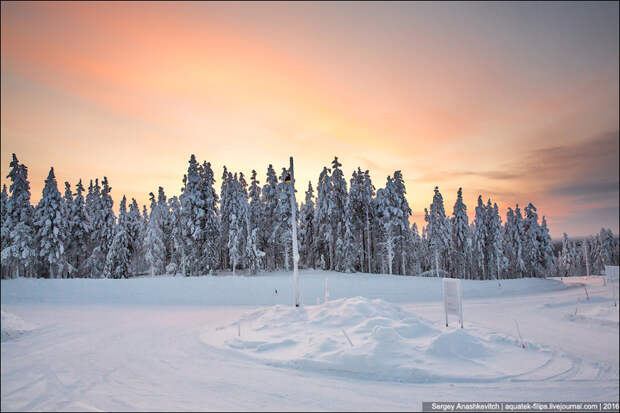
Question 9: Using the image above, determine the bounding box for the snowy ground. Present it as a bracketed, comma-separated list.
[1, 271, 618, 411]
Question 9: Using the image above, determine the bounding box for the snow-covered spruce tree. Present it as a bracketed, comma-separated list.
[247, 170, 262, 232]
[408, 222, 423, 275]
[0, 184, 7, 233]
[127, 198, 144, 275]
[590, 228, 617, 272]
[341, 207, 357, 273]
[538, 216, 554, 276]
[344, 169, 365, 271]
[423, 208, 432, 275]
[260, 164, 278, 271]
[156, 186, 173, 270]
[523, 203, 542, 277]
[299, 181, 315, 269]
[84, 179, 98, 276]
[516, 204, 528, 277]
[245, 170, 264, 273]
[86, 177, 116, 278]
[0, 184, 8, 278]
[104, 195, 132, 278]
[589, 232, 604, 275]
[34, 167, 68, 279]
[472, 196, 487, 280]
[62, 182, 74, 276]
[139, 204, 149, 273]
[585, 236, 598, 275]
[179, 155, 203, 275]
[62, 181, 89, 277]
[559, 233, 574, 277]
[573, 238, 588, 275]
[144, 192, 166, 276]
[599, 228, 619, 266]
[243, 170, 264, 274]
[273, 167, 295, 270]
[227, 173, 249, 274]
[570, 239, 581, 275]
[335, 221, 345, 272]
[451, 188, 470, 279]
[63, 180, 90, 277]
[2, 155, 35, 278]
[69, 179, 90, 276]
[100, 178, 116, 263]
[391, 171, 412, 275]
[361, 170, 376, 272]
[328, 157, 347, 271]
[504, 206, 526, 278]
[167, 196, 183, 275]
[245, 170, 264, 272]
[426, 186, 451, 277]
[375, 176, 399, 275]
[313, 166, 332, 270]
[219, 168, 232, 270]
[245, 226, 265, 274]
[200, 161, 219, 273]
[487, 202, 507, 281]
[421, 220, 435, 273]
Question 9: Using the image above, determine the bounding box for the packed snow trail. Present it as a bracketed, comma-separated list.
[2, 271, 618, 411]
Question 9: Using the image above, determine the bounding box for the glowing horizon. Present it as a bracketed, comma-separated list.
[1, 1, 618, 238]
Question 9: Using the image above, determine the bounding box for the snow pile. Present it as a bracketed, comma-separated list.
[1, 310, 35, 342]
[566, 300, 619, 328]
[203, 297, 571, 383]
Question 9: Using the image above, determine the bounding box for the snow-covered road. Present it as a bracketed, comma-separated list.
[2, 272, 618, 411]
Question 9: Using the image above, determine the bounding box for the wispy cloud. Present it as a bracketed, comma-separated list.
[413, 169, 520, 183]
[551, 181, 619, 198]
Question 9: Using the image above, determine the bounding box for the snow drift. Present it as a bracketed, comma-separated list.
[1, 310, 35, 342]
[202, 297, 586, 383]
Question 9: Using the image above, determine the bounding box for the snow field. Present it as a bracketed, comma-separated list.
[0, 270, 569, 306]
[1, 271, 619, 411]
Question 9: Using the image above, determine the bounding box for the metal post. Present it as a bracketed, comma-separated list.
[290, 157, 300, 307]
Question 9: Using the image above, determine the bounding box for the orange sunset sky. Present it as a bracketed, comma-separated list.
[1, 1, 618, 238]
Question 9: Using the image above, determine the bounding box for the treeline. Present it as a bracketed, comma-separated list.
[1, 154, 618, 279]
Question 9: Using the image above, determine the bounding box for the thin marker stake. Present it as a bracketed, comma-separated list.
[342, 329, 354, 347]
[514, 319, 525, 349]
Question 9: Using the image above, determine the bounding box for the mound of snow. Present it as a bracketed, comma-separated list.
[565, 303, 620, 328]
[427, 329, 494, 359]
[1, 310, 35, 342]
[202, 297, 569, 383]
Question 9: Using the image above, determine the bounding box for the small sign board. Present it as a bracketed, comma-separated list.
[443, 278, 463, 328]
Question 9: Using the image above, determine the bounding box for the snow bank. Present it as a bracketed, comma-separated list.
[0, 270, 568, 307]
[1, 310, 35, 342]
[202, 297, 576, 383]
[565, 301, 619, 328]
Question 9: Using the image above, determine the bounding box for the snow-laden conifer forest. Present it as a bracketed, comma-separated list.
[1, 153, 618, 279]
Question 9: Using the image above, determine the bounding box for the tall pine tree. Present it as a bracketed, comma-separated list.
[34, 167, 67, 279]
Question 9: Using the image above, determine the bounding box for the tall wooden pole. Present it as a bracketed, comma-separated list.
[290, 157, 300, 307]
